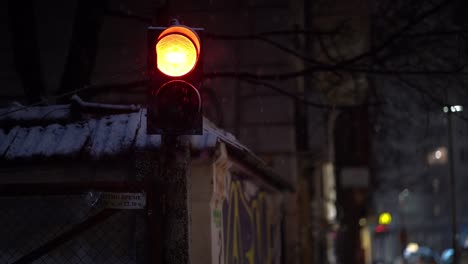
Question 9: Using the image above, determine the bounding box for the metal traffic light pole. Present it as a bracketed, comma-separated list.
[158, 134, 192, 264]
[147, 18, 204, 264]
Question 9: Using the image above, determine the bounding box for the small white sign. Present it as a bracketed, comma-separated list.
[100, 192, 146, 209]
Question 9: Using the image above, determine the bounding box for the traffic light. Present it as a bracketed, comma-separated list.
[375, 212, 392, 234]
[147, 20, 204, 135]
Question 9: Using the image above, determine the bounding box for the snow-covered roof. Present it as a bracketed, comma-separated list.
[0, 109, 238, 160]
[0, 101, 293, 191]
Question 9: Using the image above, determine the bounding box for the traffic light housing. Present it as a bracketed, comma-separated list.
[147, 22, 204, 135]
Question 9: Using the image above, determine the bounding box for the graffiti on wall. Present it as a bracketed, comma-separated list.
[211, 143, 282, 264]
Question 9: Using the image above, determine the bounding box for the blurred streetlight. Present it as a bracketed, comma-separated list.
[427, 147, 448, 165]
[443, 105, 463, 113]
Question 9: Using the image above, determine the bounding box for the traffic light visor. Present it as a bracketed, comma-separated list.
[156, 26, 200, 77]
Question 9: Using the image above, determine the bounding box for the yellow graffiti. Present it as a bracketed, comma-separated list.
[224, 181, 276, 264]
[225, 182, 242, 264]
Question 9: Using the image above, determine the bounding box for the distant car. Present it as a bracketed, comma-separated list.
[404, 246, 438, 264]
[440, 249, 453, 264]
[440, 248, 468, 264]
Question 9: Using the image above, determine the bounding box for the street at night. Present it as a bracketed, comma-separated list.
[1, 0, 468, 263]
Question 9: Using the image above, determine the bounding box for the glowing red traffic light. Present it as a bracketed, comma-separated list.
[147, 22, 204, 135]
[155, 26, 201, 77]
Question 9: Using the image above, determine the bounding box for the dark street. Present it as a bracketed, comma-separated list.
[1, 0, 468, 263]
